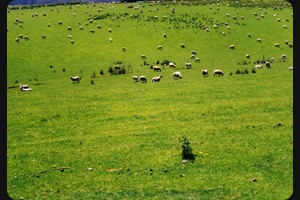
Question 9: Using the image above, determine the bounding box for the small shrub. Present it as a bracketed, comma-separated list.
[179, 135, 195, 161]
[235, 69, 241, 74]
[244, 69, 249, 74]
[251, 68, 256, 73]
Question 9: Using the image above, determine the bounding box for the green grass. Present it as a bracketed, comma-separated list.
[7, 1, 293, 199]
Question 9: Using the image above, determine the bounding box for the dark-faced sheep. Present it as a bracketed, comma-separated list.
[173, 71, 182, 79]
[185, 63, 192, 69]
[139, 76, 147, 83]
[265, 61, 271, 68]
[213, 69, 224, 76]
[152, 75, 163, 82]
[70, 76, 81, 83]
[202, 69, 208, 77]
[133, 75, 139, 82]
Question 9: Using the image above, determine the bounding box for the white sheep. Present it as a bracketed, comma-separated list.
[169, 62, 176, 68]
[173, 71, 182, 79]
[152, 75, 163, 82]
[255, 64, 262, 69]
[153, 66, 162, 71]
[229, 44, 235, 49]
[132, 75, 139, 82]
[139, 76, 147, 83]
[288, 67, 293, 70]
[19, 84, 32, 91]
[185, 63, 192, 69]
[213, 69, 224, 76]
[202, 69, 208, 77]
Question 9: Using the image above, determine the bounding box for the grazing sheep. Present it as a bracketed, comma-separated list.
[180, 44, 185, 48]
[47, 23, 50, 27]
[109, 38, 113, 42]
[194, 58, 200, 62]
[153, 66, 162, 71]
[163, 33, 167, 38]
[169, 62, 176, 68]
[265, 61, 271, 68]
[97, 25, 102, 29]
[70, 76, 81, 83]
[18, 34, 23, 39]
[67, 26, 72, 31]
[139, 76, 147, 83]
[108, 28, 112, 33]
[256, 38, 261, 42]
[213, 69, 224, 76]
[229, 44, 235, 49]
[114, 65, 121, 70]
[24, 36, 29, 40]
[58, 21, 62, 25]
[70, 40, 75, 44]
[255, 64, 263, 69]
[185, 63, 192, 69]
[157, 45, 163, 50]
[288, 43, 293, 48]
[19, 84, 32, 91]
[15, 38, 20, 42]
[42, 35, 46, 39]
[133, 75, 139, 82]
[288, 67, 293, 70]
[190, 55, 195, 59]
[202, 69, 208, 77]
[274, 43, 280, 48]
[141, 54, 147, 59]
[79, 26, 84, 30]
[173, 71, 182, 79]
[246, 54, 251, 59]
[90, 29, 95, 33]
[122, 47, 126, 51]
[152, 75, 163, 82]
[281, 54, 287, 60]
[191, 50, 197, 55]
[68, 35, 72, 39]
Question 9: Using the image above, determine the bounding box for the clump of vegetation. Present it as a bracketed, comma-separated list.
[179, 135, 195, 161]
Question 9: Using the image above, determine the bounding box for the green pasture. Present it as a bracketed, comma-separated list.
[7, 1, 293, 199]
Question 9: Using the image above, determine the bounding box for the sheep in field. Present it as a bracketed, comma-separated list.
[153, 66, 162, 71]
[229, 44, 235, 49]
[246, 54, 251, 59]
[288, 67, 293, 70]
[202, 69, 208, 77]
[169, 62, 176, 68]
[70, 76, 81, 83]
[255, 64, 262, 69]
[19, 84, 32, 91]
[185, 63, 192, 69]
[139, 76, 147, 83]
[213, 69, 224, 76]
[265, 61, 271, 68]
[133, 75, 139, 82]
[152, 75, 163, 82]
[173, 71, 182, 79]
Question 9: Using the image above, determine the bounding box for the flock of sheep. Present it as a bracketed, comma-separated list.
[131, 69, 225, 84]
[9, 1, 293, 92]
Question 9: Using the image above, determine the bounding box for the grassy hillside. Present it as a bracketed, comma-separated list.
[7, 1, 293, 199]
